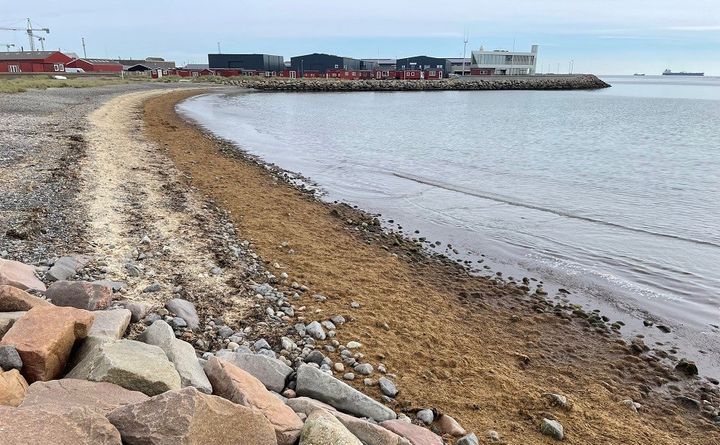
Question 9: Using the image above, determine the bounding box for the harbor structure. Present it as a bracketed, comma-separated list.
[0, 51, 70, 73]
[447, 57, 471, 76]
[208, 53, 285, 74]
[470, 45, 538, 75]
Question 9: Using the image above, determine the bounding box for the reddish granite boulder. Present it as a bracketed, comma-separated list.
[21, 379, 148, 414]
[0, 405, 121, 444]
[0, 306, 94, 382]
[0, 369, 28, 406]
[0, 259, 46, 293]
[205, 356, 303, 445]
[0, 285, 52, 312]
[380, 420, 443, 445]
[46, 280, 113, 311]
[107, 386, 277, 445]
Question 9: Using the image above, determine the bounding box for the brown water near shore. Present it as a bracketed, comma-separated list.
[143, 89, 718, 444]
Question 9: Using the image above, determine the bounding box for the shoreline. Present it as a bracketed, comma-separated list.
[143, 88, 717, 442]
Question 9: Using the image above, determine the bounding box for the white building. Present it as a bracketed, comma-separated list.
[470, 45, 538, 75]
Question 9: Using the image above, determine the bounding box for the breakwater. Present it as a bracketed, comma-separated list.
[220, 75, 610, 92]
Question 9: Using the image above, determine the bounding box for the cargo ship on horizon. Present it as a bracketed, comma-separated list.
[662, 69, 704, 76]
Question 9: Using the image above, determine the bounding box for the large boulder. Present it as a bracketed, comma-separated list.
[296, 364, 396, 422]
[0, 259, 46, 292]
[139, 320, 211, 393]
[107, 387, 278, 445]
[88, 309, 132, 339]
[46, 280, 113, 311]
[66, 339, 181, 396]
[20, 379, 148, 414]
[204, 356, 303, 445]
[300, 408, 363, 445]
[0, 306, 93, 382]
[0, 405, 121, 444]
[0, 369, 28, 406]
[0, 285, 52, 311]
[287, 397, 410, 445]
[165, 298, 199, 330]
[217, 350, 293, 392]
[46, 255, 91, 282]
[380, 420, 443, 445]
[0, 311, 25, 337]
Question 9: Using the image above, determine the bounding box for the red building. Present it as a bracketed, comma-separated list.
[470, 67, 495, 75]
[66, 58, 123, 73]
[326, 69, 374, 80]
[0, 51, 72, 74]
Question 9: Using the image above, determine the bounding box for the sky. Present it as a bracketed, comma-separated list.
[1, 1, 719, 75]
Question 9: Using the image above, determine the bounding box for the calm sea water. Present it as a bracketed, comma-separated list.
[178, 76, 720, 372]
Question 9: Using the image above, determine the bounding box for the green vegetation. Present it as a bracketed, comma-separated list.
[0, 76, 130, 94]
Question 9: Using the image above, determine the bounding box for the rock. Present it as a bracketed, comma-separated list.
[0, 285, 52, 311]
[344, 372, 355, 380]
[355, 363, 374, 375]
[219, 350, 293, 393]
[306, 321, 326, 340]
[0, 369, 28, 406]
[416, 409, 434, 424]
[0, 405, 121, 444]
[675, 359, 699, 376]
[93, 279, 125, 293]
[143, 282, 161, 293]
[20, 379, 148, 413]
[287, 397, 409, 445]
[540, 418, 564, 440]
[0, 311, 24, 336]
[330, 315, 346, 325]
[88, 309, 131, 339]
[543, 392, 571, 410]
[46, 256, 90, 282]
[114, 300, 150, 322]
[254, 338, 271, 350]
[67, 339, 181, 396]
[300, 408, 363, 445]
[381, 419, 443, 445]
[619, 399, 641, 412]
[46, 280, 112, 311]
[435, 413, 466, 436]
[204, 356, 303, 445]
[107, 387, 277, 445]
[305, 350, 326, 365]
[676, 395, 701, 410]
[0, 259, 46, 292]
[165, 298, 199, 330]
[0, 306, 93, 382]
[217, 325, 234, 338]
[296, 364, 396, 422]
[0, 345, 22, 370]
[139, 320, 211, 393]
[458, 433, 480, 445]
[347, 341, 362, 349]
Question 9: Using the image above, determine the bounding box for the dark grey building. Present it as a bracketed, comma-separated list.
[395, 56, 452, 76]
[290, 53, 362, 75]
[208, 53, 285, 72]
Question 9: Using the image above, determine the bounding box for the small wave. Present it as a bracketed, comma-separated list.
[393, 172, 720, 249]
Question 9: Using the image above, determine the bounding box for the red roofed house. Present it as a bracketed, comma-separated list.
[0, 51, 72, 73]
[66, 58, 123, 73]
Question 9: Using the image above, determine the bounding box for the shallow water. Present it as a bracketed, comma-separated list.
[178, 76, 720, 374]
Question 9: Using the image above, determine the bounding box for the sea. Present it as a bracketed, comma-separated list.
[177, 75, 720, 375]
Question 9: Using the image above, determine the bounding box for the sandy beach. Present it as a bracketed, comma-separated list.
[1, 85, 718, 443]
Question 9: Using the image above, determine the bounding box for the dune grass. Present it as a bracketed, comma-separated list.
[0, 76, 130, 94]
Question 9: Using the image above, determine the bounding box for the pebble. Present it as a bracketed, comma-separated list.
[354, 363, 373, 375]
[485, 430, 500, 442]
[330, 315, 346, 325]
[416, 409, 434, 424]
[363, 378, 375, 386]
[227, 342, 240, 351]
[0, 345, 23, 371]
[458, 433, 480, 445]
[350, 301, 361, 308]
[334, 363, 345, 372]
[304, 350, 325, 365]
[540, 418, 564, 440]
[378, 377, 398, 397]
[346, 341, 362, 349]
[143, 282, 161, 293]
[305, 321, 326, 340]
[217, 326, 234, 338]
[281, 337, 297, 351]
[170, 317, 187, 328]
[343, 372, 355, 381]
[253, 338, 271, 351]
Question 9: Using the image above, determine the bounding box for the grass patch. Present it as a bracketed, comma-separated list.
[0, 76, 130, 94]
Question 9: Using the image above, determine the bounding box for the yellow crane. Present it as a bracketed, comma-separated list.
[0, 18, 50, 52]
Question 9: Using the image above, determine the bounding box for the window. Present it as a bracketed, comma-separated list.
[334, 64, 339, 69]
[9, 65, 20, 73]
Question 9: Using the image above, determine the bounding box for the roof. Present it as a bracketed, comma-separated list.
[79, 58, 123, 65]
[446, 58, 471, 64]
[361, 58, 397, 64]
[182, 64, 209, 70]
[0, 51, 64, 60]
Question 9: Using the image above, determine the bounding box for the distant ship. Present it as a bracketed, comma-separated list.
[662, 69, 704, 77]
[633, 73, 645, 76]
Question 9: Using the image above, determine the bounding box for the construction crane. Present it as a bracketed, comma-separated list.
[33, 35, 45, 51]
[2, 43, 15, 52]
[0, 18, 50, 52]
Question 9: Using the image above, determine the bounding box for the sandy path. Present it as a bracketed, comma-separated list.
[143, 90, 718, 444]
[80, 90, 253, 326]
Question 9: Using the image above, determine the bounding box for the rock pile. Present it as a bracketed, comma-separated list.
[221, 75, 611, 92]
[0, 257, 483, 444]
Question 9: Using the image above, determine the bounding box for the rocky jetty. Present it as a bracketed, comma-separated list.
[222, 75, 610, 92]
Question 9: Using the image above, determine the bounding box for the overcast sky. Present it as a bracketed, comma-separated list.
[3, 1, 719, 75]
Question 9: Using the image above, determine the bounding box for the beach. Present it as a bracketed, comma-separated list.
[1, 84, 718, 443]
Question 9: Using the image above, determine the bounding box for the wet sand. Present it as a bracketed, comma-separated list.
[143, 89, 719, 444]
